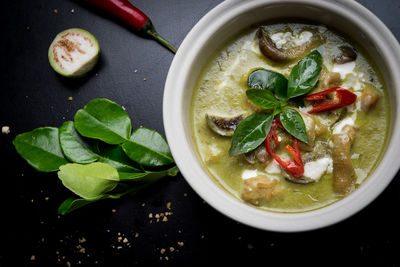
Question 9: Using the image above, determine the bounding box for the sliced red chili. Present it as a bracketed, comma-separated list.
[303, 87, 357, 114]
[265, 119, 304, 177]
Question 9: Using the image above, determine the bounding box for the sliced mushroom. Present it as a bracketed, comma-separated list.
[334, 46, 357, 64]
[257, 27, 322, 63]
[245, 143, 272, 165]
[361, 84, 380, 112]
[242, 176, 282, 205]
[332, 125, 357, 195]
[205, 113, 244, 136]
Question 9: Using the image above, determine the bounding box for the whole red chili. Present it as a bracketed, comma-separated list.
[82, 0, 177, 53]
[265, 120, 304, 177]
[303, 87, 357, 114]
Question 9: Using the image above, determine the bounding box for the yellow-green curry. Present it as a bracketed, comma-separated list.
[191, 22, 389, 213]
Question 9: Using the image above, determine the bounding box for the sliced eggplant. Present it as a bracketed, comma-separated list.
[244, 150, 257, 164]
[205, 113, 244, 136]
[257, 28, 296, 62]
[257, 27, 322, 63]
[334, 46, 357, 64]
[244, 144, 271, 165]
[284, 174, 315, 184]
[302, 141, 330, 164]
[48, 28, 100, 77]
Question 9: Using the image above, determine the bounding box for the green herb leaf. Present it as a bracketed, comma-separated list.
[279, 108, 309, 144]
[247, 69, 288, 100]
[59, 123, 144, 178]
[58, 167, 179, 215]
[57, 195, 111, 215]
[58, 162, 120, 199]
[229, 112, 274, 156]
[287, 50, 322, 99]
[57, 184, 146, 215]
[13, 127, 68, 172]
[122, 128, 174, 167]
[59, 121, 98, 164]
[94, 143, 143, 178]
[74, 98, 131, 144]
[246, 89, 280, 109]
[287, 96, 305, 107]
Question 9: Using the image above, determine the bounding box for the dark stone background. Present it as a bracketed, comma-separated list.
[1, 0, 399, 266]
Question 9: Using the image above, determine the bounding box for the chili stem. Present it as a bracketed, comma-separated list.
[146, 28, 177, 54]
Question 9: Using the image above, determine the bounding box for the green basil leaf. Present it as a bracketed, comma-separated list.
[74, 98, 131, 144]
[287, 96, 305, 107]
[229, 112, 274, 156]
[246, 89, 280, 109]
[59, 121, 98, 164]
[279, 108, 309, 144]
[273, 106, 283, 116]
[13, 127, 68, 172]
[58, 162, 120, 199]
[287, 50, 322, 99]
[248, 69, 288, 100]
[122, 128, 174, 167]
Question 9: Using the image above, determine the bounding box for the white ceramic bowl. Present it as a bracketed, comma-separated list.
[163, 0, 400, 232]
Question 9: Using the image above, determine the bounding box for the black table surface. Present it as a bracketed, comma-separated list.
[1, 0, 400, 266]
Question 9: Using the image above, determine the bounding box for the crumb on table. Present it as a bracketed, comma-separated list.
[2, 126, 10, 134]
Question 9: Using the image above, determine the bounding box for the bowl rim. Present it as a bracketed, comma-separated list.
[163, 0, 400, 232]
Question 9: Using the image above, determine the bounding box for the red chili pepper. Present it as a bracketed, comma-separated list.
[303, 87, 357, 114]
[82, 0, 177, 53]
[265, 120, 304, 177]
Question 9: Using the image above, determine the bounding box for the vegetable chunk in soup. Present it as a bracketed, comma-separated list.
[191, 22, 389, 213]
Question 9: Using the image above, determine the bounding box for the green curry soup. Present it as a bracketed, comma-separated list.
[191, 22, 389, 213]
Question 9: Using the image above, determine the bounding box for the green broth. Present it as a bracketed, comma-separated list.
[191, 22, 389, 213]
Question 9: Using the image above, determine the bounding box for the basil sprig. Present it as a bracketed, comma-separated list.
[229, 50, 322, 156]
[229, 112, 274, 156]
[13, 98, 178, 214]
